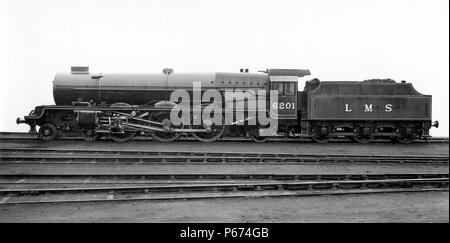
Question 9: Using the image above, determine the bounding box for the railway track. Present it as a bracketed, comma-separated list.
[1, 172, 446, 184]
[0, 147, 448, 164]
[0, 140, 447, 205]
[0, 173, 447, 205]
[1, 132, 448, 143]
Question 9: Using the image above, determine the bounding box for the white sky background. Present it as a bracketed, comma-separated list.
[0, 0, 448, 136]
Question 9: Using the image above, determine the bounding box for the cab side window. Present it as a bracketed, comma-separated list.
[272, 82, 295, 95]
[272, 83, 284, 95]
[284, 83, 295, 95]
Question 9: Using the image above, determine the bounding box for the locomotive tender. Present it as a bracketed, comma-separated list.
[16, 67, 438, 143]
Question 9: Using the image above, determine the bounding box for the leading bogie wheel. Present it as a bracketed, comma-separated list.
[38, 123, 58, 141]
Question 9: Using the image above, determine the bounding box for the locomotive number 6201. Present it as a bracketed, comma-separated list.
[272, 102, 295, 110]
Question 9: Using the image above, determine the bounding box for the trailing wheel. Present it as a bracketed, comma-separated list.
[82, 129, 98, 142]
[38, 123, 58, 141]
[248, 127, 268, 143]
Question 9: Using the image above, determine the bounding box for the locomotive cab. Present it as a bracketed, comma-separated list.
[266, 69, 311, 122]
[269, 76, 298, 119]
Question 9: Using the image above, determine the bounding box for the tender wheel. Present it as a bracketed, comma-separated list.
[311, 135, 330, 143]
[353, 135, 374, 144]
[149, 112, 182, 142]
[352, 125, 375, 143]
[190, 119, 225, 142]
[394, 135, 417, 144]
[395, 127, 418, 144]
[310, 126, 331, 143]
[83, 129, 98, 142]
[38, 123, 58, 141]
[111, 132, 136, 142]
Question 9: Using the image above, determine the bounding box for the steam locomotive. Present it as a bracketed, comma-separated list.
[16, 67, 438, 143]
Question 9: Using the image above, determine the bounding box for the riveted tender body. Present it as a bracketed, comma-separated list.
[307, 82, 432, 120]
